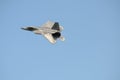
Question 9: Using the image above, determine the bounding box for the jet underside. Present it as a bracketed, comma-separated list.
[21, 21, 65, 44]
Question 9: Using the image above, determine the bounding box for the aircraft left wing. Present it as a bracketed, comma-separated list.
[43, 33, 56, 44]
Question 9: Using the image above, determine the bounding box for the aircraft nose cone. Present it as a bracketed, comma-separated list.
[21, 27, 38, 31]
[21, 27, 27, 30]
[21, 28, 24, 29]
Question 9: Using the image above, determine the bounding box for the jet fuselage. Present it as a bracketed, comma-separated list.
[33, 27, 59, 35]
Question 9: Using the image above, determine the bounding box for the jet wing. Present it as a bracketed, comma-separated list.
[41, 21, 60, 31]
[43, 33, 56, 44]
[41, 21, 54, 29]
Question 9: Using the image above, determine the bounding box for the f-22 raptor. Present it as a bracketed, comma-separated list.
[21, 21, 65, 44]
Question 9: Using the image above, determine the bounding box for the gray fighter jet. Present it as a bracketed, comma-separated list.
[21, 21, 65, 44]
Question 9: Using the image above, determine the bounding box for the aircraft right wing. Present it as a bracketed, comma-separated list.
[41, 21, 60, 31]
[41, 21, 54, 29]
[43, 33, 56, 44]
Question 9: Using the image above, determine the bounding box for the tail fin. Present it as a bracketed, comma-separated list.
[52, 22, 60, 31]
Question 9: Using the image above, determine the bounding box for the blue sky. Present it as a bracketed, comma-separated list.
[0, 0, 120, 80]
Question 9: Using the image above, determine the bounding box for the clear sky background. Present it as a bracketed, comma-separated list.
[0, 0, 120, 80]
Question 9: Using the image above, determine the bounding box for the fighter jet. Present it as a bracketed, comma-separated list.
[21, 21, 65, 44]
